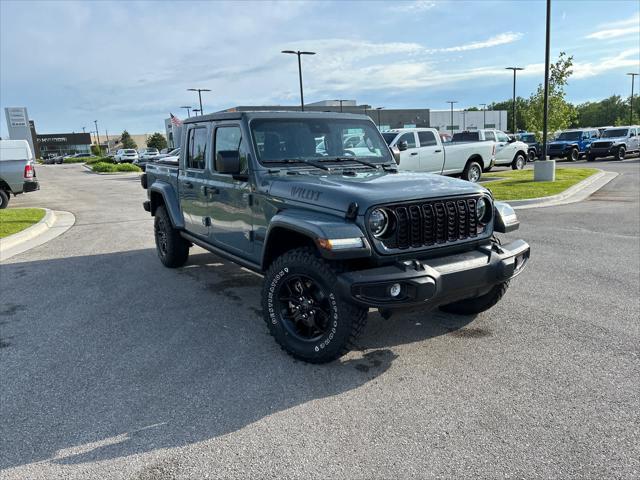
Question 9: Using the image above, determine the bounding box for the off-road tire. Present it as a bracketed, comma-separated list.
[439, 281, 509, 315]
[262, 247, 367, 363]
[527, 150, 536, 162]
[154, 205, 189, 268]
[511, 153, 526, 170]
[0, 190, 9, 209]
[616, 146, 626, 161]
[565, 148, 578, 162]
[462, 160, 482, 183]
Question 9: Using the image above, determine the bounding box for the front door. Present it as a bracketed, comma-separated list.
[397, 132, 420, 170]
[417, 130, 443, 173]
[207, 124, 253, 258]
[179, 124, 210, 238]
[494, 130, 515, 163]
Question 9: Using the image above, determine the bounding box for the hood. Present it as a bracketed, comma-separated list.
[549, 140, 576, 146]
[596, 136, 627, 142]
[266, 170, 486, 213]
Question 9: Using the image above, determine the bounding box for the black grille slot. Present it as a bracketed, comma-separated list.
[378, 197, 481, 250]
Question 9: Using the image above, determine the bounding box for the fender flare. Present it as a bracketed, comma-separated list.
[149, 181, 185, 229]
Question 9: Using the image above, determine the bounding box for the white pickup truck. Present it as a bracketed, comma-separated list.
[451, 129, 529, 170]
[381, 128, 495, 183]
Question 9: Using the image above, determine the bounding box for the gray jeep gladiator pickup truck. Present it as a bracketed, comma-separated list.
[142, 111, 530, 363]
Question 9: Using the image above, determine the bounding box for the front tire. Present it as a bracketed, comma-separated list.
[511, 153, 526, 170]
[566, 148, 579, 162]
[616, 146, 626, 161]
[0, 190, 9, 209]
[439, 282, 509, 315]
[462, 160, 482, 183]
[154, 205, 189, 268]
[527, 150, 536, 162]
[262, 248, 367, 363]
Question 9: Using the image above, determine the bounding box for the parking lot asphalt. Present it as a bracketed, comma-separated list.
[1, 159, 638, 479]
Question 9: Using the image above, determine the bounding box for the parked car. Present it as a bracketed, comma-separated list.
[43, 155, 64, 165]
[516, 132, 542, 161]
[0, 140, 40, 208]
[547, 128, 600, 161]
[381, 128, 495, 182]
[135, 148, 180, 171]
[138, 148, 160, 159]
[451, 129, 529, 170]
[141, 111, 529, 363]
[114, 149, 139, 163]
[588, 126, 640, 161]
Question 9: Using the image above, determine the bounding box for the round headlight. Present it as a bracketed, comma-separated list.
[476, 197, 492, 224]
[369, 208, 389, 237]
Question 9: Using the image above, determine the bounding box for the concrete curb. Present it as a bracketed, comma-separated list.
[82, 164, 141, 175]
[508, 169, 618, 210]
[0, 209, 76, 262]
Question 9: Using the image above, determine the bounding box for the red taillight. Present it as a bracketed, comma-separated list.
[24, 164, 34, 179]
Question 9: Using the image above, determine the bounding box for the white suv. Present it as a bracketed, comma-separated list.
[115, 149, 138, 163]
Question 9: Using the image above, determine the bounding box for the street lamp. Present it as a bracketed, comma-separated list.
[94, 120, 101, 153]
[180, 105, 192, 118]
[362, 104, 371, 116]
[446, 101, 458, 136]
[479, 104, 487, 129]
[192, 108, 201, 116]
[334, 99, 349, 112]
[187, 88, 211, 115]
[375, 107, 384, 128]
[281, 50, 316, 111]
[535, 0, 554, 182]
[505, 67, 524, 133]
[82, 126, 86, 133]
[627, 73, 638, 124]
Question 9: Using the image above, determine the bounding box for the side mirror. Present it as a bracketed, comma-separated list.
[508, 137, 516, 143]
[397, 140, 408, 151]
[391, 146, 401, 164]
[216, 150, 241, 174]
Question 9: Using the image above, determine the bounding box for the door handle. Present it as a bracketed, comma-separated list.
[202, 186, 220, 196]
[184, 181, 193, 189]
[434, 149, 442, 153]
[410, 152, 418, 156]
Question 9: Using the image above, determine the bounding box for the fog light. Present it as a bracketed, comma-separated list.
[389, 283, 402, 297]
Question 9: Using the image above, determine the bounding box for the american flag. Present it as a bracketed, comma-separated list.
[170, 113, 182, 126]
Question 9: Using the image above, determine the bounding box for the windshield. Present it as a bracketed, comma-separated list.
[251, 118, 392, 163]
[556, 131, 582, 141]
[601, 128, 628, 138]
[169, 148, 180, 155]
[520, 134, 536, 142]
[124, 149, 136, 154]
[381, 132, 397, 145]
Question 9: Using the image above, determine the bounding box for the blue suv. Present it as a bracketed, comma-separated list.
[547, 129, 600, 161]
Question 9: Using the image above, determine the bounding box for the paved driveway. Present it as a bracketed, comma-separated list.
[1, 160, 638, 479]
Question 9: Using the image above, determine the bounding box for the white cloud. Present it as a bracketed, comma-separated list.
[435, 32, 523, 52]
[572, 48, 640, 79]
[586, 13, 640, 39]
[392, 1, 437, 13]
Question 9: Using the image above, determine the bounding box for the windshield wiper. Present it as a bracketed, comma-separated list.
[322, 156, 384, 169]
[275, 158, 332, 171]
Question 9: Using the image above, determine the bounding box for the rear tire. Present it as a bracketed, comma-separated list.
[616, 146, 626, 161]
[462, 160, 482, 183]
[262, 247, 367, 363]
[527, 150, 536, 162]
[440, 282, 509, 315]
[511, 153, 526, 170]
[0, 190, 9, 209]
[154, 205, 189, 268]
[567, 148, 579, 162]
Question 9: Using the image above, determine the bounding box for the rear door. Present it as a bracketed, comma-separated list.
[417, 130, 443, 172]
[397, 132, 420, 170]
[178, 123, 210, 238]
[207, 123, 253, 257]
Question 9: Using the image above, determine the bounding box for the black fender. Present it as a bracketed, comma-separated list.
[262, 210, 370, 267]
[149, 181, 185, 229]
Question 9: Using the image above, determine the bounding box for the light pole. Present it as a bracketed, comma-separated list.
[192, 108, 201, 116]
[480, 104, 487, 129]
[94, 120, 100, 153]
[82, 126, 86, 133]
[462, 109, 467, 130]
[105, 129, 109, 153]
[181, 105, 192, 118]
[375, 107, 384, 128]
[446, 101, 458, 136]
[627, 73, 638, 124]
[535, 0, 554, 181]
[362, 104, 371, 117]
[187, 88, 210, 115]
[281, 50, 316, 111]
[505, 67, 524, 133]
[334, 99, 348, 112]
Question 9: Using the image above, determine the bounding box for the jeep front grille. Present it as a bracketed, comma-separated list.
[591, 141, 612, 148]
[377, 197, 481, 250]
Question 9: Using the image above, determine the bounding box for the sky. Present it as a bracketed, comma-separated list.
[1, 0, 639, 136]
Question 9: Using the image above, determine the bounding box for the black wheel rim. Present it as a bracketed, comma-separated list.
[275, 274, 333, 342]
[619, 149, 625, 160]
[571, 150, 578, 161]
[155, 218, 168, 257]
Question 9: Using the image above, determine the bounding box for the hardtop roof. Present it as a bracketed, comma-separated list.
[182, 110, 371, 124]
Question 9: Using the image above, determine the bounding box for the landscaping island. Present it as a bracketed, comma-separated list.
[0, 208, 45, 239]
[483, 168, 599, 201]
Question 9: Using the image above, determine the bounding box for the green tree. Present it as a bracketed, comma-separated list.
[574, 95, 638, 127]
[90, 144, 103, 156]
[488, 97, 530, 132]
[120, 130, 137, 149]
[146, 132, 168, 151]
[524, 52, 577, 133]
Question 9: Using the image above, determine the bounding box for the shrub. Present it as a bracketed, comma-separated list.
[115, 163, 141, 172]
[63, 157, 88, 164]
[91, 162, 117, 172]
[86, 156, 114, 165]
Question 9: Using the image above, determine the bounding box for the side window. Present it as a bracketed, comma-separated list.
[187, 127, 207, 170]
[496, 131, 509, 142]
[418, 131, 437, 147]
[214, 126, 245, 173]
[484, 131, 496, 141]
[398, 132, 416, 148]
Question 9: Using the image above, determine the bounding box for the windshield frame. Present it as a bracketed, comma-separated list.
[601, 128, 629, 138]
[249, 117, 394, 167]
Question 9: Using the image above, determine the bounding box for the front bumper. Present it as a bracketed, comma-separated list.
[589, 146, 618, 157]
[337, 239, 530, 309]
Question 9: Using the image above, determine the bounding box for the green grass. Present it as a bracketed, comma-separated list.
[483, 168, 599, 201]
[0, 208, 46, 239]
[91, 162, 141, 173]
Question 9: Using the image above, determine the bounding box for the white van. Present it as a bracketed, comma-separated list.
[0, 140, 39, 208]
